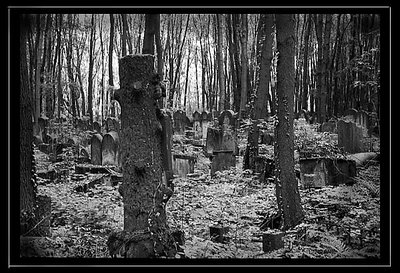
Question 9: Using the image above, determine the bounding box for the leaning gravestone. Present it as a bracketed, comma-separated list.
[101, 131, 120, 166]
[91, 133, 103, 165]
[337, 119, 363, 153]
[108, 54, 176, 258]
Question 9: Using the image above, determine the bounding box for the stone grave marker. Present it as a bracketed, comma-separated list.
[173, 110, 184, 134]
[91, 133, 103, 165]
[299, 157, 356, 187]
[218, 110, 236, 130]
[243, 121, 259, 170]
[344, 108, 359, 123]
[201, 111, 211, 139]
[338, 119, 363, 153]
[101, 131, 120, 166]
[320, 120, 337, 133]
[210, 150, 236, 176]
[172, 154, 196, 177]
[159, 110, 174, 187]
[93, 121, 101, 134]
[192, 111, 202, 139]
[106, 117, 120, 133]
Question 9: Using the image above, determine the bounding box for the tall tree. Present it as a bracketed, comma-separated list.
[301, 14, 312, 110]
[108, 14, 115, 118]
[56, 14, 63, 120]
[216, 14, 226, 111]
[253, 14, 273, 120]
[87, 14, 96, 124]
[66, 14, 77, 119]
[239, 14, 248, 119]
[20, 14, 36, 227]
[314, 14, 323, 123]
[274, 14, 304, 231]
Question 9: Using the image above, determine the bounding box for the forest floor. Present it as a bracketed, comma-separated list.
[32, 119, 381, 260]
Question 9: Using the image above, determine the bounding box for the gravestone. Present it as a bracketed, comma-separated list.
[93, 121, 101, 134]
[299, 157, 356, 187]
[106, 117, 120, 133]
[159, 110, 174, 187]
[192, 111, 202, 139]
[91, 133, 103, 165]
[205, 126, 238, 157]
[344, 108, 359, 123]
[172, 154, 196, 177]
[320, 120, 337, 133]
[101, 131, 120, 166]
[173, 110, 186, 135]
[201, 111, 212, 139]
[262, 230, 284, 252]
[218, 110, 236, 130]
[337, 119, 363, 153]
[210, 150, 236, 176]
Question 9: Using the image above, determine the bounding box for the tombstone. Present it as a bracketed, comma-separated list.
[192, 111, 202, 139]
[201, 111, 212, 139]
[172, 154, 196, 177]
[320, 120, 337, 133]
[91, 133, 103, 165]
[344, 108, 359, 123]
[205, 127, 223, 156]
[210, 150, 236, 176]
[93, 121, 101, 134]
[34, 116, 49, 144]
[106, 117, 120, 133]
[218, 110, 236, 130]
[205, 126, 238, 157]
[337, 119, 363, 153]
[299, 157, 356, 187]
[101, 131, 120, 166]
[159, 110, 174, 187]
[173, 111, 184, 134]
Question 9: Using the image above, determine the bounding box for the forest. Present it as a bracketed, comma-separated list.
[13, 10, 388, 265]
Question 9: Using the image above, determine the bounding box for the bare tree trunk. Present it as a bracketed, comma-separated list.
[110, 55, 176, 258]
[302, 14, 312, 110]
[321, 14, 332, 122]
[108, 14, 115, 118]
[216, 14, 226, 112]
[56, 15, 63, 120]
[87, 14, 96, 124]
[239, 14, 248, 119]
[314, 14, 323, 123]
[274, 14, 304, 231]
[253, 14, 273, 120]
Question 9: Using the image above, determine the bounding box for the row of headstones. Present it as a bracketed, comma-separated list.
[77, 117, 121, 135]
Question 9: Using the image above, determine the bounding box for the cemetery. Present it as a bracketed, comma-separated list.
[14, 11, 386, 265]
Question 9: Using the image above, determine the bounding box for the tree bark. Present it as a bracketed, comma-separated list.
[111, 55, 176, 258]
[239, 14, 248, 119]
[216, 14, 226, 112]
[302, 14, 312, 110]
[314, 14, 323, 123]
[274, 14, 304, 231]
[87, 14, 96, 124]
[20, 14, 36, 220]
[253, 14, 273, 120]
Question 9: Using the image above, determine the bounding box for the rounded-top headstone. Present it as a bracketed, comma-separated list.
[102, 131, 120, 166]
[91, 133, 103, 165]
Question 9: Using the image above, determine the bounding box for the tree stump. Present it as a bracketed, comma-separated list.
[109, 54, 176, 258]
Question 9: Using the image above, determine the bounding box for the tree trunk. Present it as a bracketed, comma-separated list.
[239, 14, 248, 119]
[66, 14, 77, 119]
[87, 14, 96, 124]
[111, 55, 176, 258]
[121, 14, 128, 57]
[108, 14, 115, 118]
[34, 14, 42, 125]
[302, 14, 312, 110]
[56, 15, 63, 120]
[142, 14, 157, 55]
[253, 14, 273, 120]
[274, 14, 304, 231]
[321, 14, 332, 122]
[20, 14, 36, 221]
[314, 14, 323, 123]
[216, 14, 226, 112]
